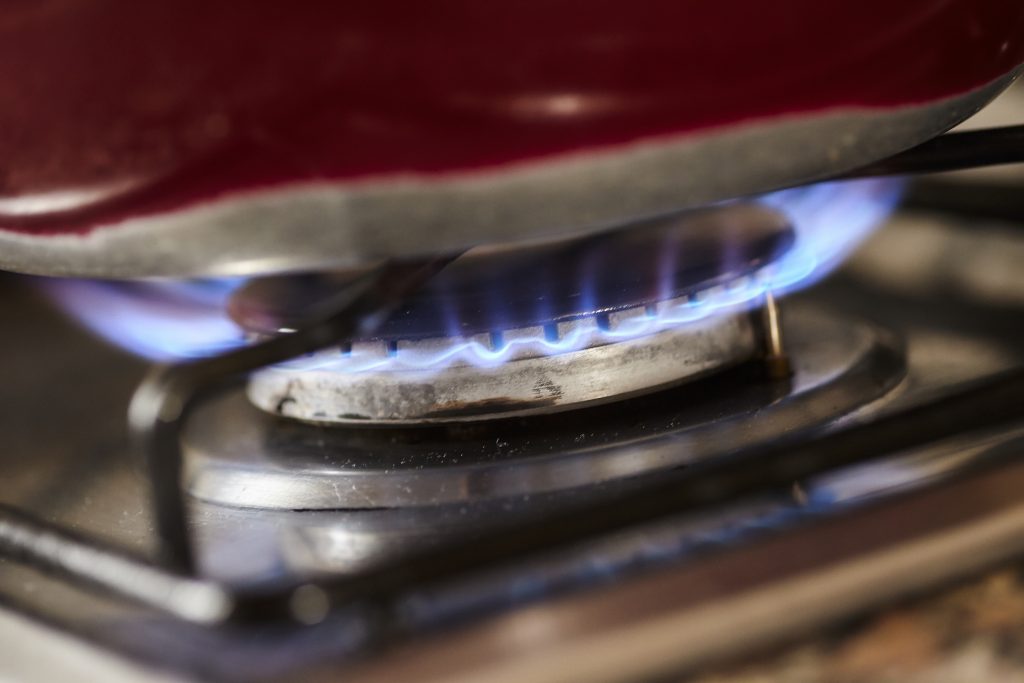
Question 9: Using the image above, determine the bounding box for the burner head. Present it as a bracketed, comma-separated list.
[242, 203, 795, 423]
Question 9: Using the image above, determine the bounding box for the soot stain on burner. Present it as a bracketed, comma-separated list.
[271, 380, 299, 414]
[419, 370, 564, 419]
[421, 396, 560, 420]
[531, 377, 564, 402]
[262, 359, 786, 472]
[275, 396, 297, 414]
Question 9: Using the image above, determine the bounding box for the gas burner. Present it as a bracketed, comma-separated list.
[239, 204, 796, 423]
[184, 305, 905, 510]
[248, 313, 758, 424]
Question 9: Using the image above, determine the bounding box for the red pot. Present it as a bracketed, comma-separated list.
[1, 0, 1022, 277]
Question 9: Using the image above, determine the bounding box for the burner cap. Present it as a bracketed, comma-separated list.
[248, 313, 757, 423]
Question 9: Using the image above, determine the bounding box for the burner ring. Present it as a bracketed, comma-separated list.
[247, 311, 755, 423]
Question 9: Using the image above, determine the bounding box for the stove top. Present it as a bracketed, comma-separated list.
[3, 68, 1024, 682]
[3, 178, 1024, 681]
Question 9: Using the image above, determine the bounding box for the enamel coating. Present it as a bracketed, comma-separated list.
[1, 1, 1022, 241]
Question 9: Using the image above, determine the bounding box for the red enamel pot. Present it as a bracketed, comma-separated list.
[1, 0, 1022, 277]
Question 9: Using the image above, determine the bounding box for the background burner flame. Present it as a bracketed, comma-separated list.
[41, 278, 245, 361]
[44, 178, 901, 364]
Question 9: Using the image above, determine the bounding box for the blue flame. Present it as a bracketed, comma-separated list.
[45, 178, 900, 364]
[277, 178, 902, 374]
[42, 278, 246, 361]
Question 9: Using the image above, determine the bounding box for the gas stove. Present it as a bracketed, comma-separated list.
[3, 117, 1024, 683]
[4, 6, 1024, 682]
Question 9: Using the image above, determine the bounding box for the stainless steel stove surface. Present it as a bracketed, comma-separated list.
[3, 176, 1024, 683]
